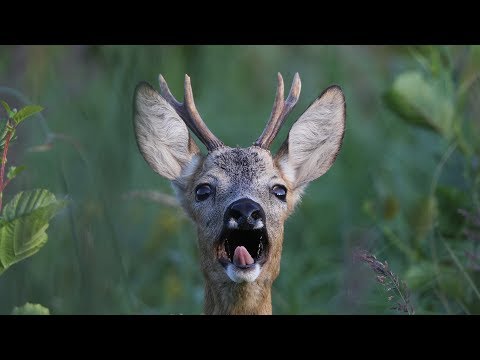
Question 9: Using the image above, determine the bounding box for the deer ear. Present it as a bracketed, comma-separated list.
[275, 85, 345, 189]
[134, 82, 200, 180]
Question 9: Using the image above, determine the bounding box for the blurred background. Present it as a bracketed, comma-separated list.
[0, 45, 479, 314]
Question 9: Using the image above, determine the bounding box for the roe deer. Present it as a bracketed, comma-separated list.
[133, 73, 345, 314]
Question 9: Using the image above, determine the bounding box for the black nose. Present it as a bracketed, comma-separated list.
[225, 198, 265, 228]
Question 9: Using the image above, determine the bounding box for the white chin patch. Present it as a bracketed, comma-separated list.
[226, 263, 261, 283]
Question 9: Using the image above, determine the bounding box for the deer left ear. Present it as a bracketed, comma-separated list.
[133, 82, 200, 181]
[275, 85, 346, 190]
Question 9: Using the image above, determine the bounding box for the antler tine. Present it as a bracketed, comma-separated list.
[158, 74, 224, 151]
[254, 73, 284, 148]
[254, 72, 301, 149]
[183, 75, 224, 151]
[158, 74, 188, 119]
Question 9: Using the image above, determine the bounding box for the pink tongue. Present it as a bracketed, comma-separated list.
[233, 246, 254, 266]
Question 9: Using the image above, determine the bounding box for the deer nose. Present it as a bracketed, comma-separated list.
[226, 198, 265, 229]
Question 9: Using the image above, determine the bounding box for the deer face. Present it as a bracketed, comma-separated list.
[175, 146, 291, 285]
[134, 73, 345, 291]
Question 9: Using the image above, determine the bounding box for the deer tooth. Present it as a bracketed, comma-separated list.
[225, 238, 231, 258]
[257, 241, 263, 257]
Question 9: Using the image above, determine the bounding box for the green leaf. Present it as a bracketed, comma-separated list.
[11, 302, 50, 315]
[0, 100, 14, 118]
[0, 189, 67, 273]
[6, 165, 26, 181]
[383, 71, 455, 139]
[0, 121, 9, 149]
[0, 119, 15, 152]
[0, 100, 17, 118]
[12, 105, 43, 125]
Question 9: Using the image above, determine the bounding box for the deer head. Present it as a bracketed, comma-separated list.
[133, 73, 345, 314]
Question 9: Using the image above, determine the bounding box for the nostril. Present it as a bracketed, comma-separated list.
[251, 210, 261, 221]
[226, 198, 264, 227]
[230, 208, 243, 221]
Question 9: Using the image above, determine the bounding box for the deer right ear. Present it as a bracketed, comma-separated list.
[133, 82, 200, 180]
[275, 85, 346, 190]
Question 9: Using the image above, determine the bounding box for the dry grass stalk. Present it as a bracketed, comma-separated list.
[122, 190, 181, 209]
[354, 249, 415, 315]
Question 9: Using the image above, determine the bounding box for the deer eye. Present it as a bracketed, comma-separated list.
[195, 184, 212, 201]
[271, 185, 287, 201]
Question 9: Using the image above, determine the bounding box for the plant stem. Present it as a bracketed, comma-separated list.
[0, 121, 13, 212]
[442, 235, 480, 302]
[389, 277, 414, 315]
[429, 142, 457, 196]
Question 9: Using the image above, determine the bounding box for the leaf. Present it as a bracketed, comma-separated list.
[0, 189, 67, 273]
[7, 165, 26, 181]
[0, 100, 17, 118]
[0, 100, 15, 118]
[11, 302, 50, 315]
[0, 120, 10, 149]
[383, 71, 455, 139]
[12, 105, 43, 125]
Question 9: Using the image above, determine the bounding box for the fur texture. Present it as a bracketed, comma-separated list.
[134, 82, 199, 180]
[133, 78, 346, 315]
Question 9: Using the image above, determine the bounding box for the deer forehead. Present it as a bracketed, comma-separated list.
[197, 147, 282, 188]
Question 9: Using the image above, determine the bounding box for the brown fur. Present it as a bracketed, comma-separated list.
[176, 147, 288, 314]
[133, 76, 346, 315]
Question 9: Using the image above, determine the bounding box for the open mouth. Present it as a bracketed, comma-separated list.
[217, 228, 269, 269]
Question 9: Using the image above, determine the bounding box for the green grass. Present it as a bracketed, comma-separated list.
[0, 45, 478, 314]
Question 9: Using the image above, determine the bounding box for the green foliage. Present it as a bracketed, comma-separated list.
[408, 195, 438, 245]
[0, 120, 14, 150]
[0, 99, 64, 315]
[0, 45, 479, 315]
[384, 70, 455, 138]
[0, 102, 42, 151]
[11, 105, 43, 125]
[377, 45, 480, 314]
[0, 189, 66, 275]
[435, 186, 467, 236]
[12, 302, 50, 315]
[6, 165, 26, 181]
[1, 100, 14, 118]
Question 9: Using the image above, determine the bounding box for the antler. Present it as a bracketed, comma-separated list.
[158, 74, 224, 151]
[254, 72, 301, 149]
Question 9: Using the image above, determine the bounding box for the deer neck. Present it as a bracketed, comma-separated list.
[204, 279, 272, 315]
[198, 227, 283, 315]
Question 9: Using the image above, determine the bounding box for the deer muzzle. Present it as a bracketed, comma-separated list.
[216, 198, 269, 283]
